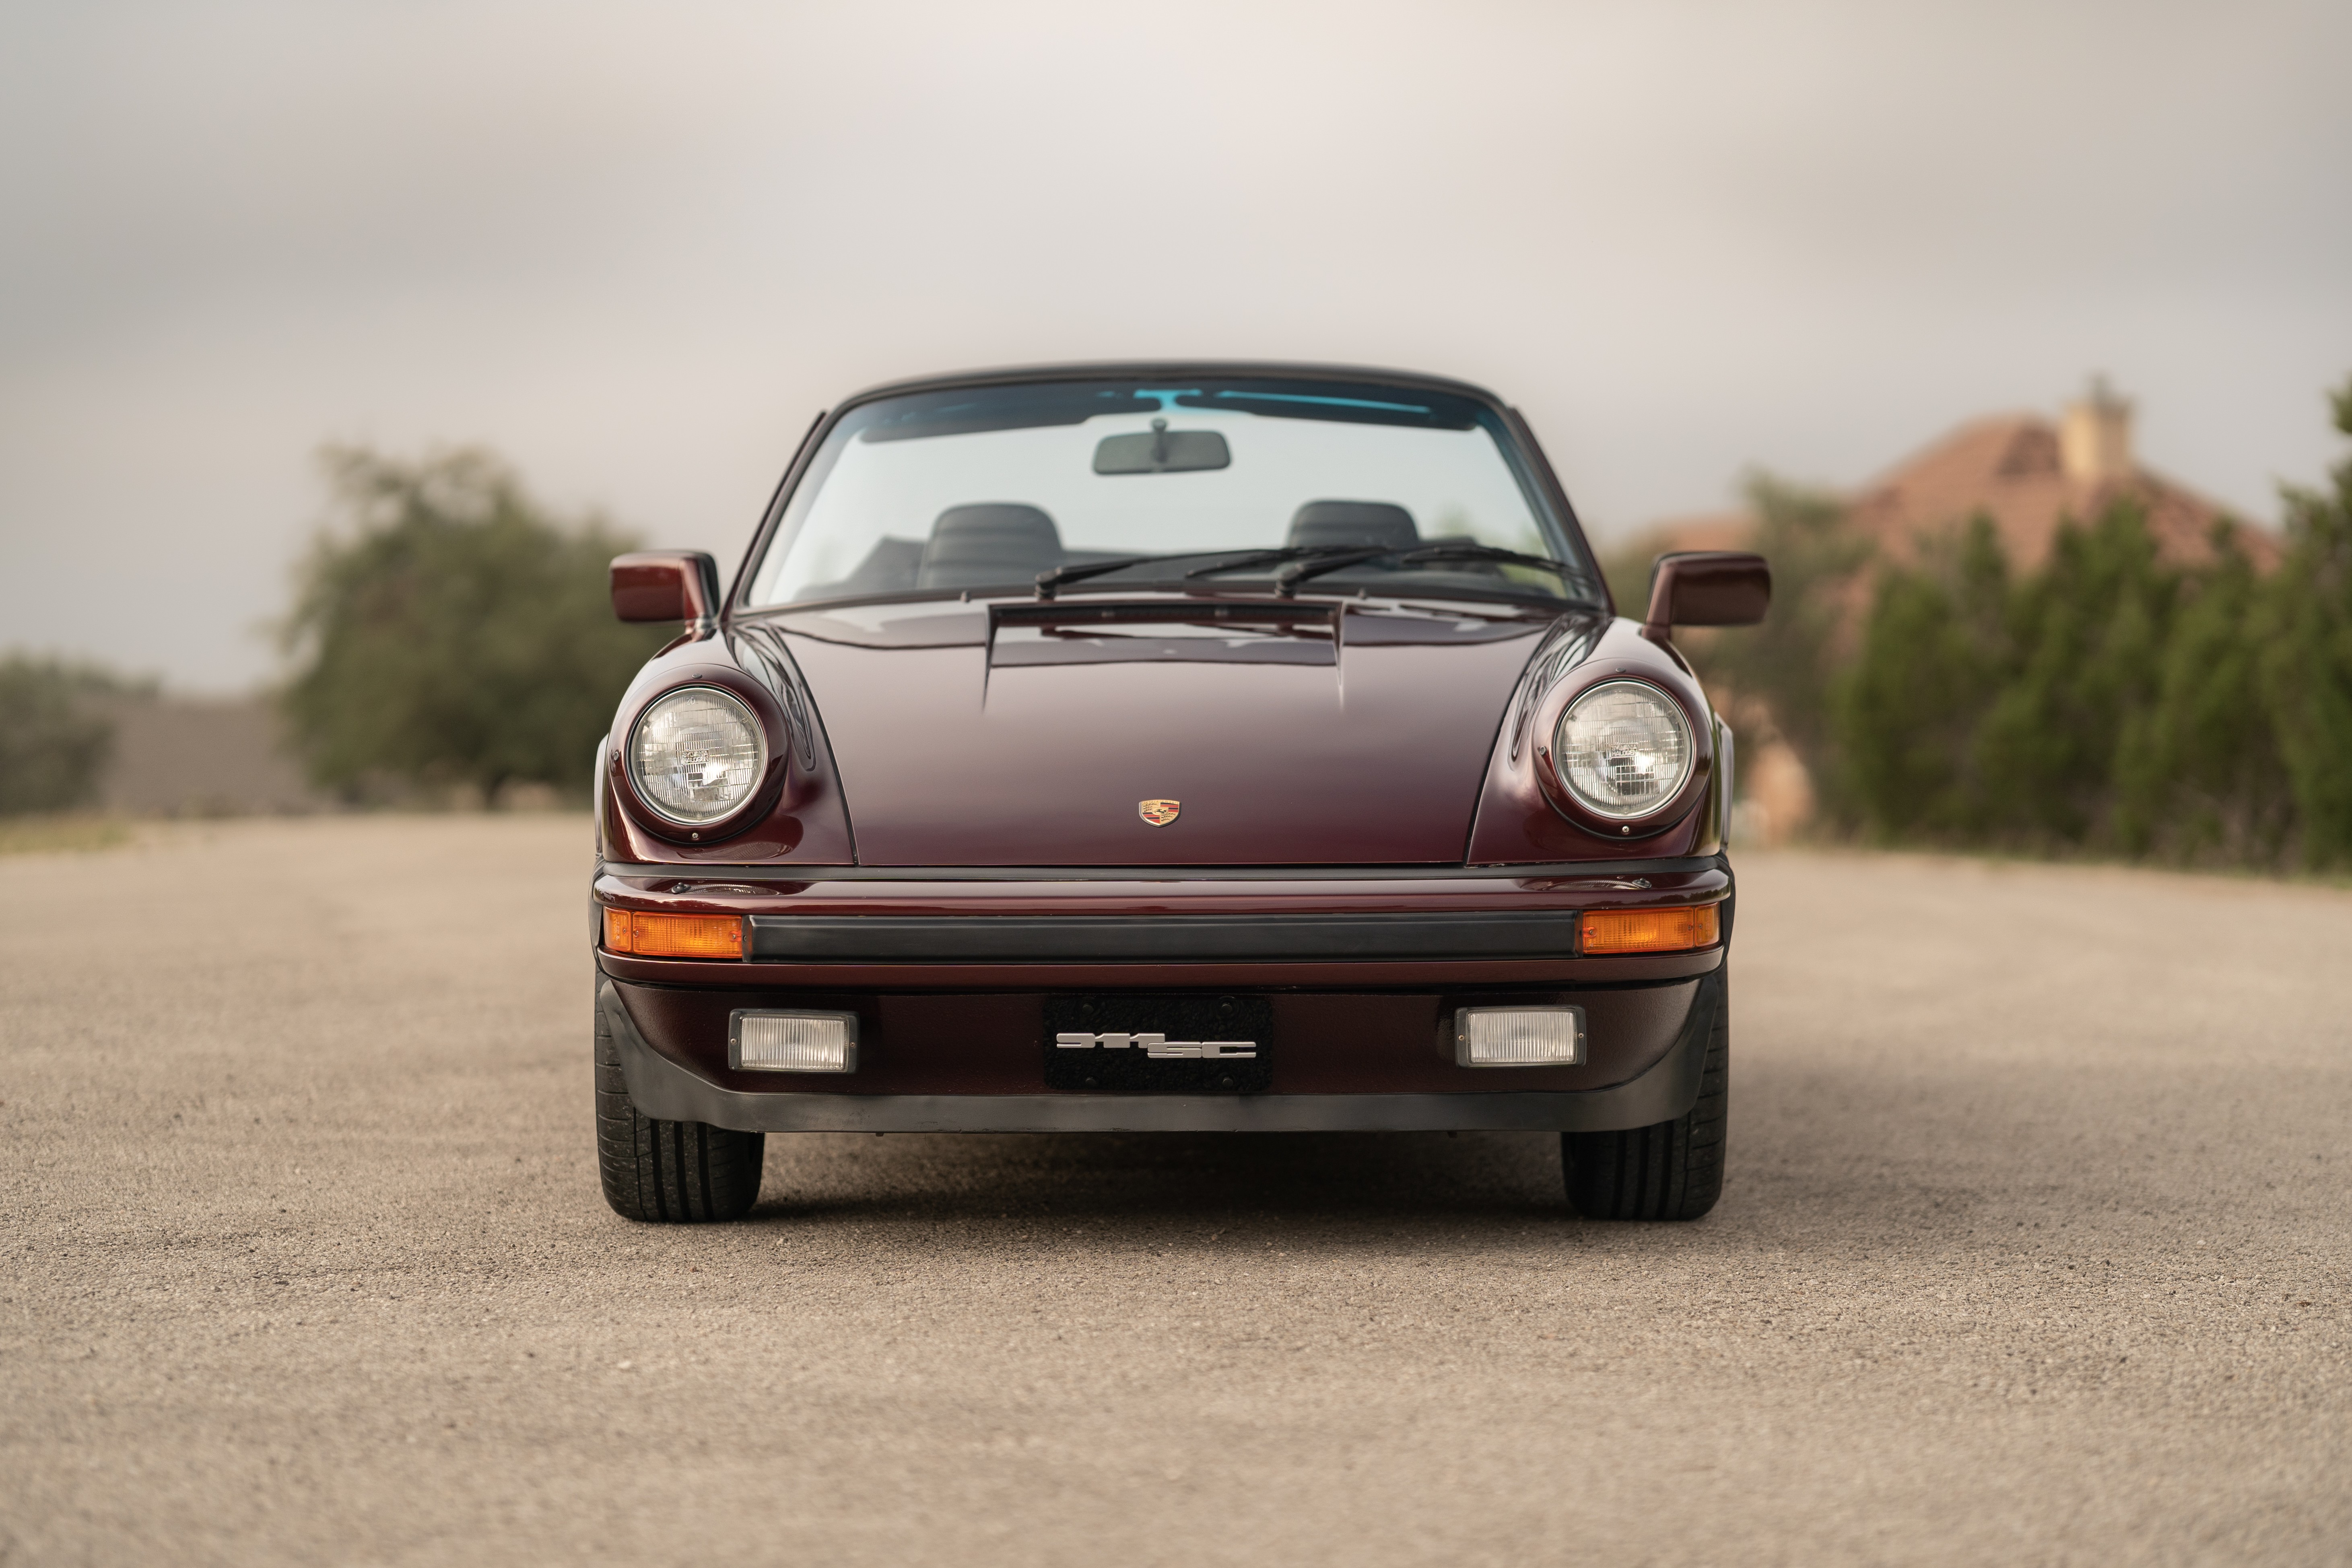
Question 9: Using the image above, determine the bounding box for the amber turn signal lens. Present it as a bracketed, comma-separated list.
[1579, 903, 1719, 955]
[603, 907, 744, 959]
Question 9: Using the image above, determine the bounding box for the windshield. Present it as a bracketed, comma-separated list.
[744, 378, 1599, 608]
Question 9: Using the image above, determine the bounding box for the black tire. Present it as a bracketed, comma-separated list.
[594, 987, 765, 1222]
[1561, 971, 1728, 1221]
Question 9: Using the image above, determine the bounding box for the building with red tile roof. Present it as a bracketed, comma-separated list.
[1641, 380, 2273, 570]
[1843, 380, 2272, 570]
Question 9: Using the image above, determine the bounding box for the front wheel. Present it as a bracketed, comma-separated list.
[594, 987, 765, 1222]
[1561, 972, 1727, 1221]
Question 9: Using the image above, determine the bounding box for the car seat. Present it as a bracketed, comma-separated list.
[1285, 500, 1420, 551]
[917, 504, 1064, 589]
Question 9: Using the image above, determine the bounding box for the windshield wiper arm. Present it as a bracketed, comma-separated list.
[1180, 545, 1376, 579]
[1272, 543, 1593, 598]
[1033, 550, 1268, 600]
[1037, 545, 1376, 598]
[1038, 542, 1598, 602]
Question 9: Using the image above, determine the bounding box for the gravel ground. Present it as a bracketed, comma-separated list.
[2, 816, 2347, 1566]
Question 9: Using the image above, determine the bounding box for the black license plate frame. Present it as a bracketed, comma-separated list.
[1043, 993, 1274, 1093]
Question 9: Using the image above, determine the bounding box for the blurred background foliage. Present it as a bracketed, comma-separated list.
[1676, 375, 2352, 870]
[278, 447, 671, 804]
[0, 656, 150, 814]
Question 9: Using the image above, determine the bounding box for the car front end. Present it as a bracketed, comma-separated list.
[590, 363, 1765, 1221]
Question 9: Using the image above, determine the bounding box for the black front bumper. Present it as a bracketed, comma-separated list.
[599, 967, 1722, 1134]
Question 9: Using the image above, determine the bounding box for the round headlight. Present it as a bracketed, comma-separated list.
[630, 686, 767, 826]
[1555, 680, 1693, 820]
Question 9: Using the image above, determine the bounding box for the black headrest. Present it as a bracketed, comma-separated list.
[917, 504, 1063, 589]
[1286, 500, 1420, 552]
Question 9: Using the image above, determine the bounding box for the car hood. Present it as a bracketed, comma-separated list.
[768, 598, 1580, 866]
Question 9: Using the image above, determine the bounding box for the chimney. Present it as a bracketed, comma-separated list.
[2059, 375, 2134, 485]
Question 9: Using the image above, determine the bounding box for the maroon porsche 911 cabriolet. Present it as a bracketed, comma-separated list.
[591, 363, 1768, 1223]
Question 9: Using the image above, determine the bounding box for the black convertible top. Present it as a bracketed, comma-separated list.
[836, 360, 1512, 414]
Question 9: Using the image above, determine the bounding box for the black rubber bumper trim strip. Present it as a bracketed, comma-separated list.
[597, 973, 1715, 1135]
[600, 854, 1727, 884]
[745, 911, 1592, 962]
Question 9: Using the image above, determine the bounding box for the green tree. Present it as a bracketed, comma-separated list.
[2112, 521, 2287, 862]
[1834, 515, 2009, 838]
[1971, 500, 2179, 846]
[279, 447, 671, 802]
[2258, 378, 2352, 867]
[0, 655, 134, 814]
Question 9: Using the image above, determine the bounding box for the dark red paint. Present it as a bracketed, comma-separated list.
[610, 551, 720, 624]
[781, 599, 1557, 866]
[1643, 551, 1772, 635]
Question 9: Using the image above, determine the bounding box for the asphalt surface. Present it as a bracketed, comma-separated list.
[4, 816, 2348, 1566]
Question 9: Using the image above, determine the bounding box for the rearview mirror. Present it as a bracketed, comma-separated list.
[611, 551, 721, 624]
[1644, 551, 1771, 634]
[1093, 418, 1231, 475]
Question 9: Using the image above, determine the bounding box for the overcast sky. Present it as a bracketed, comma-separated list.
[4, 0, 2348, 691]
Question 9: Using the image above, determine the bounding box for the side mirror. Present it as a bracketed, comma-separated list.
[611, 551, 721, 624]
[1644, 551, 1771, 635]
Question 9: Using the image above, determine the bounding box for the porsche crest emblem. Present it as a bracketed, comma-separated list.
[1138, 799, 1181, 827]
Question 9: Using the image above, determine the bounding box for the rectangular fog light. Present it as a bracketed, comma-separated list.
[1455, 1006, 1585, 1067]
[730, 1011, 859, 1073]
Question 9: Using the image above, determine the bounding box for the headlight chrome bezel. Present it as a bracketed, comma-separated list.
[611, 672, 788, 842]
[1534, 670, 1712, 839]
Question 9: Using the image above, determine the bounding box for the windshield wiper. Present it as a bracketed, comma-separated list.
[1035, 542, 1598, 603]
[1181, 545, 1377, 579]
[1034, 549, 1274, 599]
[1035, 544, 1377, 598]
[1271, 543, 1593, 599]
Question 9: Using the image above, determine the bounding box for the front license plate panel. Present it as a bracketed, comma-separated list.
[1043, 994, 1274, 1093]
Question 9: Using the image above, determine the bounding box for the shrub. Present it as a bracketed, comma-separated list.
[2258, 381, 2352, 867]
[1971, 500, 2179, 846]
[2112, 523, 2288, 861]
[1834, 517, 2007, 838]
[0, 655, 136, 815]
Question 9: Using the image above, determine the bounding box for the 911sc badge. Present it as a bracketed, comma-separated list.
[1138, 799, 1180, 826]
[1055, 1032, 1256, 1059]
[1041, 993, 1274, 1093]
